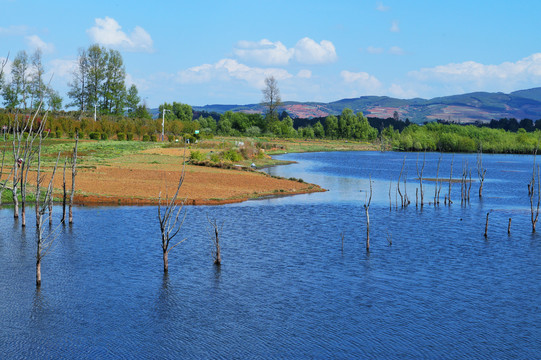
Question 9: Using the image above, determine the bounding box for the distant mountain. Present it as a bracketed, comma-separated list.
[187, 87, 541, 123]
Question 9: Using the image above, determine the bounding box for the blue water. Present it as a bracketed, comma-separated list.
[1, 151, 540, 359]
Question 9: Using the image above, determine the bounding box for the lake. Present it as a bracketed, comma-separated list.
[1, 151, 540, 359]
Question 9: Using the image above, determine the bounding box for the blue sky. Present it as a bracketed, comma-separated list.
[1, 0, 541, 108]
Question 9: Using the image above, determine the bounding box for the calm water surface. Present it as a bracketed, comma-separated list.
[1, 151, 540, 359]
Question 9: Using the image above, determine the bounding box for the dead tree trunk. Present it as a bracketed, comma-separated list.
[61, 157, 67, 223]
[364, 176, 373, 252]
[397, 157, 405, 207]
[447, 155, 454, 205]
[484, 212, 489, 238]
[434, 154, 442, 205]
[158, 156, 187, 273]
[69, 132, 78, 224]
[36, 151, 61, 287]
[416, 152, 425, 208]
[529, 159, 540, 233]
[207, 215, 223, 265]
[477, 146, 486, 198]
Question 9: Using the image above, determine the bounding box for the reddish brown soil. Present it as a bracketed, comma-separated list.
[53, 161, 323, 206]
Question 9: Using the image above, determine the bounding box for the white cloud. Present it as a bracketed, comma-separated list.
[234, 37, 337, 65]
[390, 20, 400, 32]
[48, 58, 77, 79]
[234, 39, 294, 66]
[177, 58, 293, 89]
[341, 70, 382, 92]
[366, 46, 384, 54]
[389, 46, 404, 55]
[376, 2, 390, 12]
[87, 17, 153, 53]
[406, 53, 541, 96]
[388, 84, 418, 99]
[297, 69, 312, 79]
[294, 38, 337, 64]
[25, 35, 55, 54]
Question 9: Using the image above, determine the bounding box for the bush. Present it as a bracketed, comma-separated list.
[150, 134, 158, 142]
[142, 134, 150, 142]
[117, 132, 125, 141]
[55, 130, 62, 138]
[210, 153, 221, 163]
[126, 132, 134, 141]
[190, 150, 206, 162]
[89, 132, 100, 140]
[100, 132, 108, 140]
[222, 149, 243, 162]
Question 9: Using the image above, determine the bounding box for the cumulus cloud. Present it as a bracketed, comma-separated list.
[234, 37, 337, 65]
[294, 38, 337, 64]
[390, 20, 400, 32]
[404, 53, 541, 96]
[48, 59, 77, 79]
[25, 35, 55, 54]
[388, 84, 418, 99]
[341, 70, 382, 92]
[234, 39, 293, 66]
[376, 2, 390, 12]
[297, 69, 312, 79]
[410, 53, 541, 85]
[87, 17, 153, 53]
[177, 58, 293, 88]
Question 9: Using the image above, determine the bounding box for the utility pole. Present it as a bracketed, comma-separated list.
[162, 108, 170, 141]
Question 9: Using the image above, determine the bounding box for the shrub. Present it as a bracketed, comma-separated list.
[190, 150, 206, 162]
[100, 132, 108, 140]
[222, 149, 243, 162]
[89, 132, 100, 140]
[117, 132, 125, 141]
[150, 134, 158, 142]
[210, 153, 221, 163]
[126, 132, 134, 141]
[55, 130, 62, 138]
[142, 135, 150, 142]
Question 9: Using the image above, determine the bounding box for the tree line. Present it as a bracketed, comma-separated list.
[0, 45, 148, 119]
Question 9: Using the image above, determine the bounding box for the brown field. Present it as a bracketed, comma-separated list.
[49, 147, 324, 206]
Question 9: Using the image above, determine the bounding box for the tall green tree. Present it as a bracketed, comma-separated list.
[102, 49, 126, 115]
[67, 48, 89, 115]
[29, 49, 46, 109]
[3, 50, 29, 110]
[86, 44, 106, 111]
[125, 84, 141, 116]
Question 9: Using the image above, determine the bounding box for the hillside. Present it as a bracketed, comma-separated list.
[189, 87, 541, 123]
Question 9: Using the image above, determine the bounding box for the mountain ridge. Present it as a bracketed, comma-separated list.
[190, 87, 541, 123]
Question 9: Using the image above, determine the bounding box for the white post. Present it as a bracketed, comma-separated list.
[94, 104, 97, 122]
[162, 108, 170, 141]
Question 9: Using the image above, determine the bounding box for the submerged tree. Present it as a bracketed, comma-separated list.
[36, 152, 61, 287]
[477, 146, 487, 198]
[158, 158, 187, 272]
[68, 132, 78, 224]
[529, 155, 540, 233]
[363, 176, 373, 252]
[206, 215, 223, 265]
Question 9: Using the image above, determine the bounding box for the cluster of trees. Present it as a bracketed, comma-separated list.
[0, 50, 62, 111]
[386, 122, 541, 153]
[0, 45, 148, 119]
[67, 44, 146, 117]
